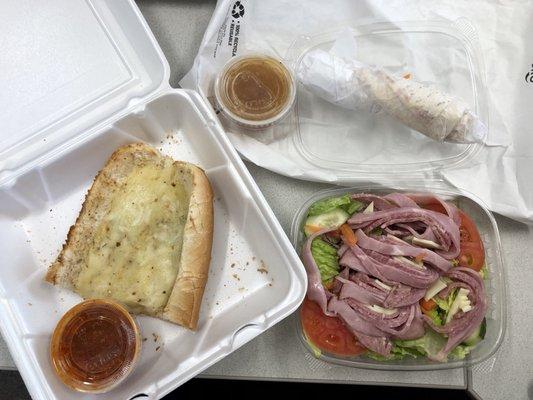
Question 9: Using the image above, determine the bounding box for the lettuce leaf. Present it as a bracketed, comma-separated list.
[368, 331, 474, 362]
[425, 308, 443, 326]
[433, 288, 457, 312]
[343, 198, 365, 215]
[370, 227, 383, 236]
[308, 195, 364, 216]
[366, 345, 424, 361]
[394, 329, 447, 360]
[432, 287, 458, 326]
[433, 296, 449, 312]
[449, 344, 473, 360]
[311, 238, 340, 283]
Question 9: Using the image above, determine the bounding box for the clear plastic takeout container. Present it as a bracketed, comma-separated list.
[284, 19, 489, 180]
[290, 181, 506, 370]
[0, 1, 306, 399]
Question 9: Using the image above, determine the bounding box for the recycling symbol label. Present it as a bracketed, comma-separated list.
[232, 1, 245, 18]
[212, 0, 247, 60]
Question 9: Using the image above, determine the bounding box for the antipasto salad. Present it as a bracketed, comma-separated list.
[301, 192, 487, 362]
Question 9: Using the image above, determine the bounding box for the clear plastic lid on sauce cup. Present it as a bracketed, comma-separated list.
[50, 299, 141, 393]
[214, 54, 296, 129]
[290, 181, 506, 370]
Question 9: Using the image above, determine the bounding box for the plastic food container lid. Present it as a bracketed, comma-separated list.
[0, 0, 170, 185]
[50, 299, 141, 393]
[214, 54, 296, 129]
[290, 182, 506, 370]
[284, 20, 489, 178]
[0, 3, 308, 399]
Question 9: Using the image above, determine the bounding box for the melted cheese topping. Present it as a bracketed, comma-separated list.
[76, 162, 188, 315]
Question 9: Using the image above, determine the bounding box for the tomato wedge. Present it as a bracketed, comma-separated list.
[457, 211, 485, 271]
[459, 210, 482, 244]
[422, 203, 485, 272]
[301, 298, 366, 357]
[421, 202, 447, 215]
[326, 230, 341, 239]
[458, 241, 485, 271]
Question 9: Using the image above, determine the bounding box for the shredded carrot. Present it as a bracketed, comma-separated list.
[403, 73, 411, 79]
[340, 224, 357, 247]
[414, 253, 425, 264]
[420, 298, 437, 312]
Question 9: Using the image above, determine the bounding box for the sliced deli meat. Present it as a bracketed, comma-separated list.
[340, 246, 440, 288]
[355, 229, 453, 272]
[349, 208, 460, 259]
[423, 268, 487, 362]
[302, 228, 337, 315]
[300, 192, 488, 362]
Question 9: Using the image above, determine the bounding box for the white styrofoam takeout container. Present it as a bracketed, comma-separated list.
[0, 1, 307, 399]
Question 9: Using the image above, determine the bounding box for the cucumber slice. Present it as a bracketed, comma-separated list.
[304, 208, 350, 236]
[463, 318, 487, 346]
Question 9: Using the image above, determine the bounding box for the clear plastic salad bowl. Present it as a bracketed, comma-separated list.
[290, 181, 506, 370]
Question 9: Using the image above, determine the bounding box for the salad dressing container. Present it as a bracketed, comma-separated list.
[214, 54, 296, 129]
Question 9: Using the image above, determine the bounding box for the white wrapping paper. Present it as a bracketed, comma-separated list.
[181, 0, 533, 223]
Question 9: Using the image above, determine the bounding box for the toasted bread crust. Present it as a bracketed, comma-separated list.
[161, 163, 213, 329]
[45, 143, 213, 330]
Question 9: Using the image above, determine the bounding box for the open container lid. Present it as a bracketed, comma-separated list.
[0, 2, 308, 399]
[284, 20, 489, 178]
[0, 0, 170, 184]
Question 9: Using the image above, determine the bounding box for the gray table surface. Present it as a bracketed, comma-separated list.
[2, 1, 532, 399]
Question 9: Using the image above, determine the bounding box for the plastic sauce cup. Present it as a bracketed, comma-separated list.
[50, 299, 141, 393]
[214, 54, 296, 129]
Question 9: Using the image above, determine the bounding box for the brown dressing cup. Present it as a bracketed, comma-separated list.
[215, 54, 295, 129]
